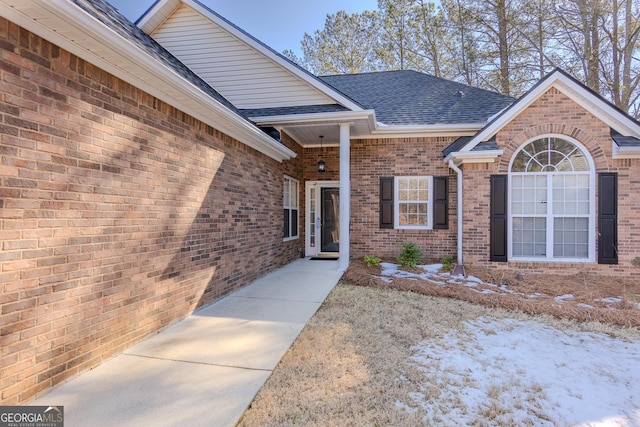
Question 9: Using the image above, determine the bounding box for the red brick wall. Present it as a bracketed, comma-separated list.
[461, 87, 640, 275]
[0, 19, 302, 404]
[348, 137, 458, 262]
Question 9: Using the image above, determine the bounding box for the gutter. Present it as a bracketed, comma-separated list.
[448, 160, 464, 266]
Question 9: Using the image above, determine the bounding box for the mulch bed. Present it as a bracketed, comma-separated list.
[342, 259, 640, 328]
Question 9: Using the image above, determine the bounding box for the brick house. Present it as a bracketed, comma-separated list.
[1, 0, 639, 404]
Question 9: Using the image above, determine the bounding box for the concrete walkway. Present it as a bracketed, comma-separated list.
[31, 258, 343, 427]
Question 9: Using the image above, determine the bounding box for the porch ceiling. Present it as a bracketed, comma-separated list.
[250, 111, 376, 146]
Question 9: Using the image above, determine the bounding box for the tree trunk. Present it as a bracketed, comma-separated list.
[496, 0, 511, 95]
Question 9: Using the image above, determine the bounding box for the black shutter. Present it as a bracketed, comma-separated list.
[380, 177, 394, 228]
[433, 176, 449, 229]
[598, 173, 618, 264]
[490, 175, 508, 262]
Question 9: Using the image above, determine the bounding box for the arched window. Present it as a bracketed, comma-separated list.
[509, 137, 594, 261]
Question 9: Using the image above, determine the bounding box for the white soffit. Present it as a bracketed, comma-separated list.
[141, 0, 361, 111]
[0, 0, 295, 161]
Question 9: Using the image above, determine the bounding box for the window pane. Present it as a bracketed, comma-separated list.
[399, 202, 428, 226]
[283, 208, 290, 238]
[512, 138, 589, 173]
[292, 181, 298, 208]
[569, 151, 588, 171]
[291, 209, 298, 237]
[511, 174, 547, 214]
[512, 217, 546, 257]
[552, 174, 589, 215]
[553, 217, 588, 258]
[283, 180, 290, 205]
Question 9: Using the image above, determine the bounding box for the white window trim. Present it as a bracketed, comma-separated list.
[394, 176, 434, 230]
[507, 135, 596, 263]
[283, 175, 299, 242]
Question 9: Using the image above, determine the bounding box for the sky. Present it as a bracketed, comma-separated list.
[379, 263, 640, 426]
[105, 0, 379, 56]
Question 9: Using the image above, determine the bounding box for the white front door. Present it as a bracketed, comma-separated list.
[305, 181, 340, 257]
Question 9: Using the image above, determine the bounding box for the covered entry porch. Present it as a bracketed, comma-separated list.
[250, 112, 375, 272]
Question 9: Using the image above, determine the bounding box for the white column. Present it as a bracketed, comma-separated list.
[338, 123, 351, 272]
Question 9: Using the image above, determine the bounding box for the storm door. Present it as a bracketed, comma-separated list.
[305, 181, 340, 257]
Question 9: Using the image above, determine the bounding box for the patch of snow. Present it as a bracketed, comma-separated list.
[469, 288, 496, 294]
[465, 275, 484, 284]
[420, 264, 443, 273]
[598, 297, 623, 304]
[555, 294, 574, 302]
[400, 317, 640, 426]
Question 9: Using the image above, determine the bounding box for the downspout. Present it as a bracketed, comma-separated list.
[448, 160, 463, 265]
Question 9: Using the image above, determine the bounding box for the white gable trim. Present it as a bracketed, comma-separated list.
[458, 69, 640, 155]
[1, 0, 295, 162]
[139, 0, 364, 112]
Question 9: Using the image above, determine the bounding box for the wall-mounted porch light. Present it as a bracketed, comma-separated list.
[317, 135, 326, 173]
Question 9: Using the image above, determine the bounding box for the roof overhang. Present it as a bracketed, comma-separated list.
[451, 69, 640, 161]
[0, 0, 295, 161]
[252, 111, 487, 146]
[444, 149, 504, 166]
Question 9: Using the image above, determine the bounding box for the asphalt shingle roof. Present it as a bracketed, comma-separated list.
[611, 129, 640, 147]
[320, 70, 514, 126]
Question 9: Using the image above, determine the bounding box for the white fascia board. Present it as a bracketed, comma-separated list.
[554, 77, 640, 137]
[251, 110, 377, 129]
[612, 142, 640, 159]
[444, 149, 503, 165]
[1, 0, 295, 161]
[178, 0, 365, 113]
[371, 123, 484, 138]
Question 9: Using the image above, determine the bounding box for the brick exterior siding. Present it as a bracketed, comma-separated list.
[348, 137, 458, 261]
[0, 19, 302, 404]
[461, 87, 640, 275]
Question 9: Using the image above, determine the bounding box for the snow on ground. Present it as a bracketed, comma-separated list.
[398, 317, 640, 426]
[378, 263, 640, 425]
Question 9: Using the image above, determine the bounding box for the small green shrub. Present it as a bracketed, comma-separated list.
[364, 255, 381, 267]
[397, 242, 423, 268]
[631, 257, 640, 267]
[441, 255, 456, 272]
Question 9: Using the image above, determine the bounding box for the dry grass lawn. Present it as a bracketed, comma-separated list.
[238, 263, 640, 427]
